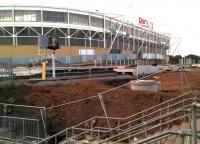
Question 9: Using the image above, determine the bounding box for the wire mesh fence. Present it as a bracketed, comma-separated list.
[0, 57, 13, 85]
[0, 54, 137, 84]
[0, 103, 46, 143]
[0, 54, 136, 65]
[0, 116, 39, 141]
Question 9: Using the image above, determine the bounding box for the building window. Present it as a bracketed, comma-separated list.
[69, 13, 89, 26]
[14, 10, 41, 22]
[43, 11, 67, 23]
[0, 10, 12, 22]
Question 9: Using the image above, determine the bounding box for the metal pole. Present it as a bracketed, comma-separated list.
[90, 119, 93, 136]
[179, 131, 184, 144]
[111, 55, 113, 66]
[23, 119, 25, 138]
[192, 105, 197, 144]
[89, 13, 91, 48]
[128, 122, 131, 143]
[37, 120, 40, 142]
[103, 14, 106, 48]
[180, 58, 184, 94]
[98, 93, 112, 133]
[128, 56, 129, 65]
[52, 51, 56, 78]
[3, 104, 7, 116]
[9, 117, 11, 139]
[189, 111, 192, 144]
[144, 122, 147, 138]
[159, 108, 162, 132]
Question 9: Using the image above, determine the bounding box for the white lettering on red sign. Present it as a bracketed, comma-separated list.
[139, 17, 153, 30]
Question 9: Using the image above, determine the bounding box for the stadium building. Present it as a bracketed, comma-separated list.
[0, 5, 170, 60]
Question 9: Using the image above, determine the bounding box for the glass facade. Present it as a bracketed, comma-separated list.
[0, 8, 169, 56]
[43, 11, 67, 22]
[105, 20, 111, 29]
[69, 13, 89, 26]
[91, 16, 103, 28]
[0, 10, 12, 22]
[15, 10, 41, 22]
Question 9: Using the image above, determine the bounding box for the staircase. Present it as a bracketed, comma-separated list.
[36, 91, 200, 144]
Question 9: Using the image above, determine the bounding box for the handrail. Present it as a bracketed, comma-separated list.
[61, 107, 190, 144]
[0, 102, 45, 109]
[73, 91, 196, 130]
[133, 130, 200, 144]
[96, 91, 197, 120]
[66, 113, 189, 144]
[134, 131, 181, 144]
[111, 115, 189, 144]
[36, 91, 198, 144]
[98, 108, 189, 143]
[73, 96, 195, 135]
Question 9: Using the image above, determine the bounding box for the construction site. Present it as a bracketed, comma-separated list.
[0, 3, 200, 144]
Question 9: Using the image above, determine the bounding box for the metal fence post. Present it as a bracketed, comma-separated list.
[117, 119, 120, 140]
[111, 56, 113, 66]
[128, 56, 129, 66]
[192, 104, 197, 144]
[65, 130, 68, 141]
[179, 130, 184, 144]
[144, 122, 147, 138]
[22, 119, 25, 139]
[128, 122, 131, 143]
[55, 136, 57, 144]
[3, 104, 7, 116]
[159, 108, 162, 132]
[9, 117, 11, 139]
[101, 57, 102, 67]
[167, 102, 170, 128]
[188, 110, 192, 144]
[37, 120, 40, 142]
[90, 119, 93, 136]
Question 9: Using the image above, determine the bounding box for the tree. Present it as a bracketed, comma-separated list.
[169, 55, 182, 64]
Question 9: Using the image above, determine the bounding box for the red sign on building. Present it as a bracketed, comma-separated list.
[139, 17, 153, 30]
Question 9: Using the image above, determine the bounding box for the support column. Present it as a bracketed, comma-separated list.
[67, 9, 70, 46]
[117, 36, 119, 50]
[132, 28, 135, 53]
[122, 25, 124, 52]
[103, 15, 106, 48]
[89, 13, 91, 48]
[12, 5, 15, 46]
[41, 5, 44, 35]
[156, 34, 158, 60]
[12, 26, 15, 46]
[110, 24, 112, 52]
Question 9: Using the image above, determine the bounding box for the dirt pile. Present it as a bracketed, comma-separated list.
[25, 71, 188, 133]
[0, 71, 197, 134]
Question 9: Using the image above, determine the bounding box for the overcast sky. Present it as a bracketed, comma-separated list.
[1, 0, 200, 56]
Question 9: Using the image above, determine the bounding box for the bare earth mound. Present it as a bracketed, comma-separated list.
[1, 71, 199, 134]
